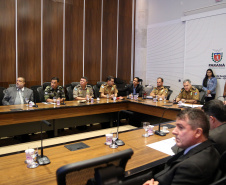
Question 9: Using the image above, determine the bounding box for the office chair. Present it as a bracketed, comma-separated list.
[193, 85, 205, 104]
[37, 82, 51, 102]
[66, 82, 80, 101]
[166, 89, 173, 100]
[56, 149, 133, 185]
[0, 87, 6, 106]
[93, 81, 105, 98]
[114, 78, 128, 96]
[210, 151, 226, 185]
[30, 85, 42, 103]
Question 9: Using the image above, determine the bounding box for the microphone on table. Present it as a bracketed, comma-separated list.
[116, 110, 134, 146]
[155, 108, 171, 136]
[36, 120, 52, 165]
[173, 88, 185, 104]
[32, 93, 38, 108]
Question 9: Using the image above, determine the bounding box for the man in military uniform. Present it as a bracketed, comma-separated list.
[176, 79, 199, 103]
[44, 77, 65, 103]
[73, 77, 93, 100]
[99, 76, 118, 98]
[150, 77, 168, 99]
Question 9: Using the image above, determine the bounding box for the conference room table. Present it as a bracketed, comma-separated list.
[0, 98, 181, 127]
[0, 124, 176, 185]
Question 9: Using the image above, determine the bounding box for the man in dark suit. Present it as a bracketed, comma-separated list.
[202, 99, 226, 154]
[126, 77, 143, 97]
[144, 108, 220, 185]
[2, 77, 33, 105]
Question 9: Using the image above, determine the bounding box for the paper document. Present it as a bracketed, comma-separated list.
[179, 103, 203, 108]
[147, 137, 176, 156]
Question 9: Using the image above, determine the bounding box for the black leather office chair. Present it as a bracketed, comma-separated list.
[30, 85, 42, 103]
[193, 85, 205, 105]
[66, 82, 80, 101]
[37, 82, 51, 102]
[166, 89, 173, 100]
[164, 86, 173, 100]
[56, 149, 133, 185]
[93, 81, 105, 98]
[210, 151, 226, 185]
[0, 87, 6, 106]
[114, 78, 128, 96]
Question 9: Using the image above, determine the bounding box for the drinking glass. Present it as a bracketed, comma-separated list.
[25, 98, 29, 106]
[110, 133, 118, 149]
[53, 97, 56, 104]
[142, 122, 150, 137]
[164, 96, 167, 103]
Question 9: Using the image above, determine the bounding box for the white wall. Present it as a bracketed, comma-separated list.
[135, 0, 226, 99]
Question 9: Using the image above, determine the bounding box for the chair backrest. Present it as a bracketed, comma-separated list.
[193, 85, 203, 92]
[199, 91, 206, 105]
[0, 87, 6, 106]
[66, 86, 74, 101]
[193, 85, 205, 104]
[56, 149, 133, 185]
[36, 82, 51, 102]
[65, 82, 80, 101]
[114, 78, 128, 96]
[30, 85, 42, 103]
[37, 86, 45, 102]
[166, 89, 173, 100]
[93, 82, 105, 98]
[43, 82, 51, 90]
[210, 151, 226, 185]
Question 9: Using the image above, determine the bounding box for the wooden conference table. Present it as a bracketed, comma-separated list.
[0, 98, 181, 127]
[0, 125, 176, 185]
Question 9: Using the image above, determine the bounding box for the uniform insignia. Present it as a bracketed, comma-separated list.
[74, 88, 77, 91]
[194, 92, 197, 95]
[101, 86, 104, 88]
[191, 92, 192, 95]
[45, 92, 48, 94]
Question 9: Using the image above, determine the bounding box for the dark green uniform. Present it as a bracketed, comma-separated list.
[44, 86, 65, 101]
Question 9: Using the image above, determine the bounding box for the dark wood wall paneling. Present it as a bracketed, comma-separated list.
[101, 0, 117, 81]
[17, 0, 41, 87]
[0, 0, 134, 88]
[118, 0, 132, 83]
[43, 0, 63, 85]
[84, 0, 101, 85]
[65, 0, 84, 85]
[0, 0, 16, 87]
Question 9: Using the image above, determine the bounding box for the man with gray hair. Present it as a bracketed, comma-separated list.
[176, 79, 199, 104]
[2, 77, 33, 105]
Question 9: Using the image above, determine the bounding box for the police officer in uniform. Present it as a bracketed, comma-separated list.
[73, 77, 93, 100]
[176, 79, 199, 104]
[150, 77, 168, 99]
[99, 76, 118, 98]
[44, 77, 65, 103]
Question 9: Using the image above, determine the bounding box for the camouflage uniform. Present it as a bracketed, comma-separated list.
[151, 86, 168, 97]
[44, 86, 65, 101]
[99, 84, 118, 96]
[177, 86, 199, 101]
[73, 85, 93, 99]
